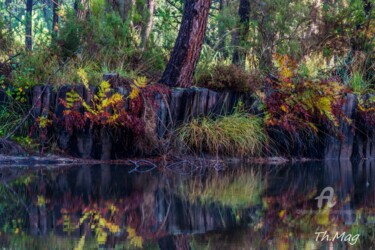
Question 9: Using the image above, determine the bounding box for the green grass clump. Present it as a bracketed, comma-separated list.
[179, 112, 266, 156]
[179, 170, 263, 209]
[349, 72, 370, 93]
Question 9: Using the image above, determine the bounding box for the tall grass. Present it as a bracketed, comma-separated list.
[178, 112, 267, 157]
[178, 170, 263, 209]
[0, 99, 29, 138]
[349, 72, 370, 93]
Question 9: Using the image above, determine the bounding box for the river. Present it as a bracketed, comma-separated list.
[0, 160, 374, 249]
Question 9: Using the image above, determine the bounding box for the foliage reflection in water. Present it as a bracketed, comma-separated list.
[0, 160, 374, 249]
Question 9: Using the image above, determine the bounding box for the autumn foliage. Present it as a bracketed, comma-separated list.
[58, 69, 171, 136]
[264, 55, 349, 135]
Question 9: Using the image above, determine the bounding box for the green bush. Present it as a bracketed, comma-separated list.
[179, 112, 266, 156]
[0, 18, 12, 55]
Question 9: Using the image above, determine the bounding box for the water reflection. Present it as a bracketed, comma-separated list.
[0, 160, 374, 249]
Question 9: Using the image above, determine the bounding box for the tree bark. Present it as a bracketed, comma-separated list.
[122, 0, 134, 21]
[159, 0, 212, 88]
[52, 0, 60, 32]
[140, 0, 155, 50]
[218, 0, 228, 56]
[258, 2, 273, 70]
[232, 0, 250, 65]
[25, 0, 33, 51]
[75, 0, 91, 20]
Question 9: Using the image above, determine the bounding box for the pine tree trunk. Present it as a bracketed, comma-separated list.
[232, 0, 250, 65]
[159, 0, 212, 88]
[123, 0, 134, 21]
[218, 0, 228, 57]
[26, 0, 33, 51]
[140, 0, 155, 50]
[75, 0, 91, 20]
[52, 0, 60, 32]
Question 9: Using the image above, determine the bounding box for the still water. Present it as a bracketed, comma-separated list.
[0, 160, 374, 249]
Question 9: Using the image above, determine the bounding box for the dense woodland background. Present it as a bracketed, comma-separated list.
[0, 0, 374, 157]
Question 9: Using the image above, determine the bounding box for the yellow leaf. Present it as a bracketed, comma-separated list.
[279, 210, 286, 219]
[74, 234, 86, 250]
[77, 68, 89, 90]
[37, 195, 46, 207]
[129, 86, 140, 100]
[127, 226, 143, 248]
[281, 105, 288, 112]
[134, 76, 147, 88]
[314, 205, 331, 225]
[96, 230, 107, 245]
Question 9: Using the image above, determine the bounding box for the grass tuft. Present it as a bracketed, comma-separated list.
[178, 169, 263, 209]
[349, 72, 370, 93]
[179, 112, 266, 157]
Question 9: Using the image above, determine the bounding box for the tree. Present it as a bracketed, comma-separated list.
[52, 0, 60, 33]
[140, 0, 155, 50]
[75, 0, 91, 19]
[232, 0, 250, 65]
[26, 0, 33, 51]
[159, 0, 212, 88]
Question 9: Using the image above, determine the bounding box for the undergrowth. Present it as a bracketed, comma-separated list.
[264, 54, 348, 137]
[195, 64, 262, 92]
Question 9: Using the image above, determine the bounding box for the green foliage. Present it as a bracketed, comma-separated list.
[179, 111, 266, 157]
[348, 72, 370, 93]
[0, 17, 13, 57]
[11, 56, 44, 88]
[0, 95, 30, 138]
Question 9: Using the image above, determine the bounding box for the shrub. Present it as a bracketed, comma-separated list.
[358, 95, 375, 128]
[264, 54, 348, 136]
[195, 64, 261, 92]
[0, 18, 13, 55]
[178, 111, 266, 156]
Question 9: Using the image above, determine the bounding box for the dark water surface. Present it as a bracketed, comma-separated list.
[0, 160, 374, 249]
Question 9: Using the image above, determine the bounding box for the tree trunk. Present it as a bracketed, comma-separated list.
[218, 0, 228, 57]
[140, 0, 155, 50]
[25, 0, 33, 51]
[75, 0, 91, 20]
[123, 0, 135, 21]
[42, 0, 49, 29]
[232, 0, 250, 65]
[159, 0, 212, 88]
[52, 0, 60, 32]
[5, 0, 12, 32]
[258, 3, 273, 70]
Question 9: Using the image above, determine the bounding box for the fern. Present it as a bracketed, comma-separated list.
[265, 54, 348, 135]
[316, 97, 338, 127]
[62, 71, 149, 130]
[66, 90, 81, 109]
[77, 68, 89, 90]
